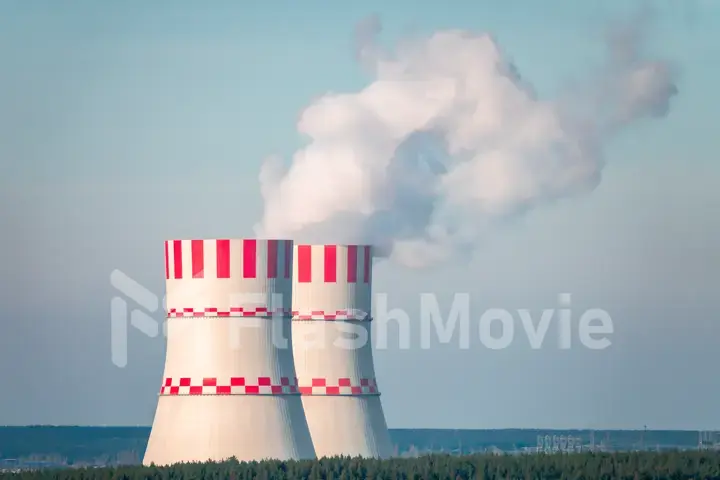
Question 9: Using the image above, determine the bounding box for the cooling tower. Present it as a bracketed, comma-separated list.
[143, 239, 316, 466]
[291, 244, 393, 458]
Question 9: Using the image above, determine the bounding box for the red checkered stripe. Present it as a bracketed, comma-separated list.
[167, 307, 293, 318]
[298, 378, 380, 396]
[292, 310, 371, 321]
[160, 377, 299, 395]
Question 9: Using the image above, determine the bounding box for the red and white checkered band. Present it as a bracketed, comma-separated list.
[159, 377, 299, 396]
[167, 307, 292, 318]
[291, 310, 371, 321]
[297, 378, 380, 396]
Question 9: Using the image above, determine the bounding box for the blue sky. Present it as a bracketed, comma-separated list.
[1, 0, 719, 429]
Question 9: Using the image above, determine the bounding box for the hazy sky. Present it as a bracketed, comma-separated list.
[1, 0, 719, 429]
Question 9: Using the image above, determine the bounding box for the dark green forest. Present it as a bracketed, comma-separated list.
[4, 451, 720, 480]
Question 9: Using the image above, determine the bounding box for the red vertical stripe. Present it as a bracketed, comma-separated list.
[191, 240, 204, 278]
[243, 239, 257, 278]
[297, 245, 312, 283]
[164, 241, 169, 279]
[266, 240, 278, 278]
[216, 240, 230, 278]
[284, 241, 292, 279]
[363, 245, 371, 283]
[173, 240, 183, 279]
[324, 245, 337, 283]
[347, 245, 358, 283]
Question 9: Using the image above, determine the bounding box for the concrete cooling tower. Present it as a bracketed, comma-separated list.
[143, 238, 316, 466]
[291, 244, 394, 458]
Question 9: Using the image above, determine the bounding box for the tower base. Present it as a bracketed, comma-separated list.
[143, 395, 316, 466]
[302, 396, 393, 459]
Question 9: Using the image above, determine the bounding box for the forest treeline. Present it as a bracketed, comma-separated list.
[3, 451, 720, 480]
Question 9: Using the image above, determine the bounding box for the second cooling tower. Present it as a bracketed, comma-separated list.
[291, 244, 393, 458]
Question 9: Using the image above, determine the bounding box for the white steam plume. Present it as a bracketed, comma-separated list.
[256, 15, 678, 268]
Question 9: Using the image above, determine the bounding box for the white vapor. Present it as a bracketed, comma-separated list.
[256, 14, 678, 268]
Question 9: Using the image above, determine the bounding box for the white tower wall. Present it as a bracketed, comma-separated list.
[143, 239, 316, 466]
[291, 244, 393, 458]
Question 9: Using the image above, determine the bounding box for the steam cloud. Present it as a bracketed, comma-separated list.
[256, 14, 678, 268]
